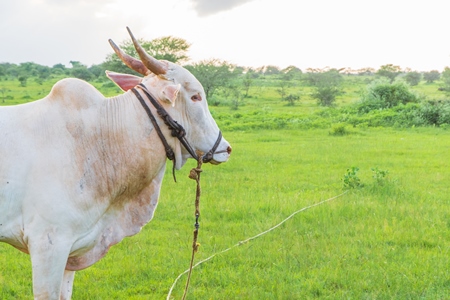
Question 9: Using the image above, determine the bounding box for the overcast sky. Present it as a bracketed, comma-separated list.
[1, 0, 449, 71]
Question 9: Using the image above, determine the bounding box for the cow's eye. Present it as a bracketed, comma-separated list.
[191, 94, 202, 102]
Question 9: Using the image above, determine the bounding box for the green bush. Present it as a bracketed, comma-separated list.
[343, 167, 363, 189]
[101, 81, 116, 88]
[357, 79, 420, 113]
[306, 70, 343, 107]
[405, 100, 450, 126]
[329, 123, 350, 136]
[371, 167, 390, 185]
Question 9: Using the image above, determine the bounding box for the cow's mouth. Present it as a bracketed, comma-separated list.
[209, 147, 231, 165]
[210, 159, 221, 165]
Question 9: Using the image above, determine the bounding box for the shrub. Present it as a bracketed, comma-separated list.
[371, 167, 389, 185]
[440, 67, 450, 93]
[376, 64, 401, 83]
[18, 76, 27, 87]
[357, 79, 420, 113]
[414, 100, 450, 126]
[404, 71, 422, 86]
[283, 94, 300, 106]
[101, 81, 117, 88]
[424, 70, 440, 83]
[329, 123, 350, 136]
[343, 167, 363, 189]
[306, 69, 343, 107]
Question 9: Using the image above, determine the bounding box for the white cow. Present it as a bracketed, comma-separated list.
[0, 28, 231, 299]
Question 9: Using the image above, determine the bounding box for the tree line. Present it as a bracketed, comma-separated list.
[1, 35, 450, 108]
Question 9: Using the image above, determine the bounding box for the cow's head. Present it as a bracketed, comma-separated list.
[106, 27, 231, 169]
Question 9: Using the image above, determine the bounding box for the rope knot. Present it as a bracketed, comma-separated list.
[193, 242, 200, 253]
[189, 168, 202, 180]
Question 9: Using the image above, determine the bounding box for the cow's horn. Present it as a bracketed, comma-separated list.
[126, 27, 168, 75]
[108, 39, 150, 76]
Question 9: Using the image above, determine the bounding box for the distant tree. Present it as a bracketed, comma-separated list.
[52, 63, 66, 70]
[358, 78, 420, 112]
[423, 70, 440, 83]
[233, 66, 245, 75]
[404, 71, 422, 86]
[18, 62, 39, 77]
[276, 78, 290, 100]
[277, 71, 299, 105]
[0, 87, 6, 102]
[282, 65, 302, 80]
[184, 59, 236, 99]
[69, 61, 84, 68]
[376, 64, 402, 83]
[147, 36, 190, 63]
[230, 90, 243, 110]
[222, 81, 243, 110]
[51, 63, 67, 76]
[14, 62, 51, 82]
[88, 64, 105, 79]
[245, 68, 260, 79]
[242, 71, 254, 98]
[283, 94, 300, 106]
[35, 65, 51, 82]
[35, 77, 44, 85]
[70, 62, 93, 81]
[103, 36, 190, 75]
[254, 66, 266, 75]
[263, 65, 281, 76]
[18, 75, 27, 87]
[357, 68, 376, 76]
[306, 69, 343, 106]
[71, 67, 93, 81]
[1, 63, 19, 78]
[440, 67, 450, 93]
[306, 67, 342, 74]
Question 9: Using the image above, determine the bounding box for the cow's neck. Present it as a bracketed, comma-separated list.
[85, 92, 174, 203]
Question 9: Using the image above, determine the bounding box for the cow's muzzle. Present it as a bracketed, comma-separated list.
[208, 145, 232, 165]
[201, 131, 223, 163]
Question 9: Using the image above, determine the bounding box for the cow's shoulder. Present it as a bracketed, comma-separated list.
[48, 78, 104, 109]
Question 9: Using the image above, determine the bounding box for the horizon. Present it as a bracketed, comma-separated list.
[0, 59, 447, 74]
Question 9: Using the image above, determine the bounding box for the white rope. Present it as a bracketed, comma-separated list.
[166, 191, 348, 300]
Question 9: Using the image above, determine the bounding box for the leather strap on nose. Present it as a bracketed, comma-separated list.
[201, 131, 222, 163]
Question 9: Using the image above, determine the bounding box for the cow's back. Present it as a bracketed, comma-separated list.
[0, 78, 104, 184]
[0, 79, 105, 249]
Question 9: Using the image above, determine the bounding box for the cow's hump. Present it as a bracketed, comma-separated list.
[49, 78, 103, 110]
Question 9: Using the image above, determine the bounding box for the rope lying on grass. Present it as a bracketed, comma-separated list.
[166, 191, 348, 300]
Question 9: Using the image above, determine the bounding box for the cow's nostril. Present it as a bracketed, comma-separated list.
[227, 146, 232, 154]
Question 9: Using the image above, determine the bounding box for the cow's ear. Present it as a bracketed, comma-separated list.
[161, 84, 181, 107]
[105, 70, 142, 91]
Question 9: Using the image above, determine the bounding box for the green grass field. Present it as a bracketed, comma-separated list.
[0, 75, 449, 299]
